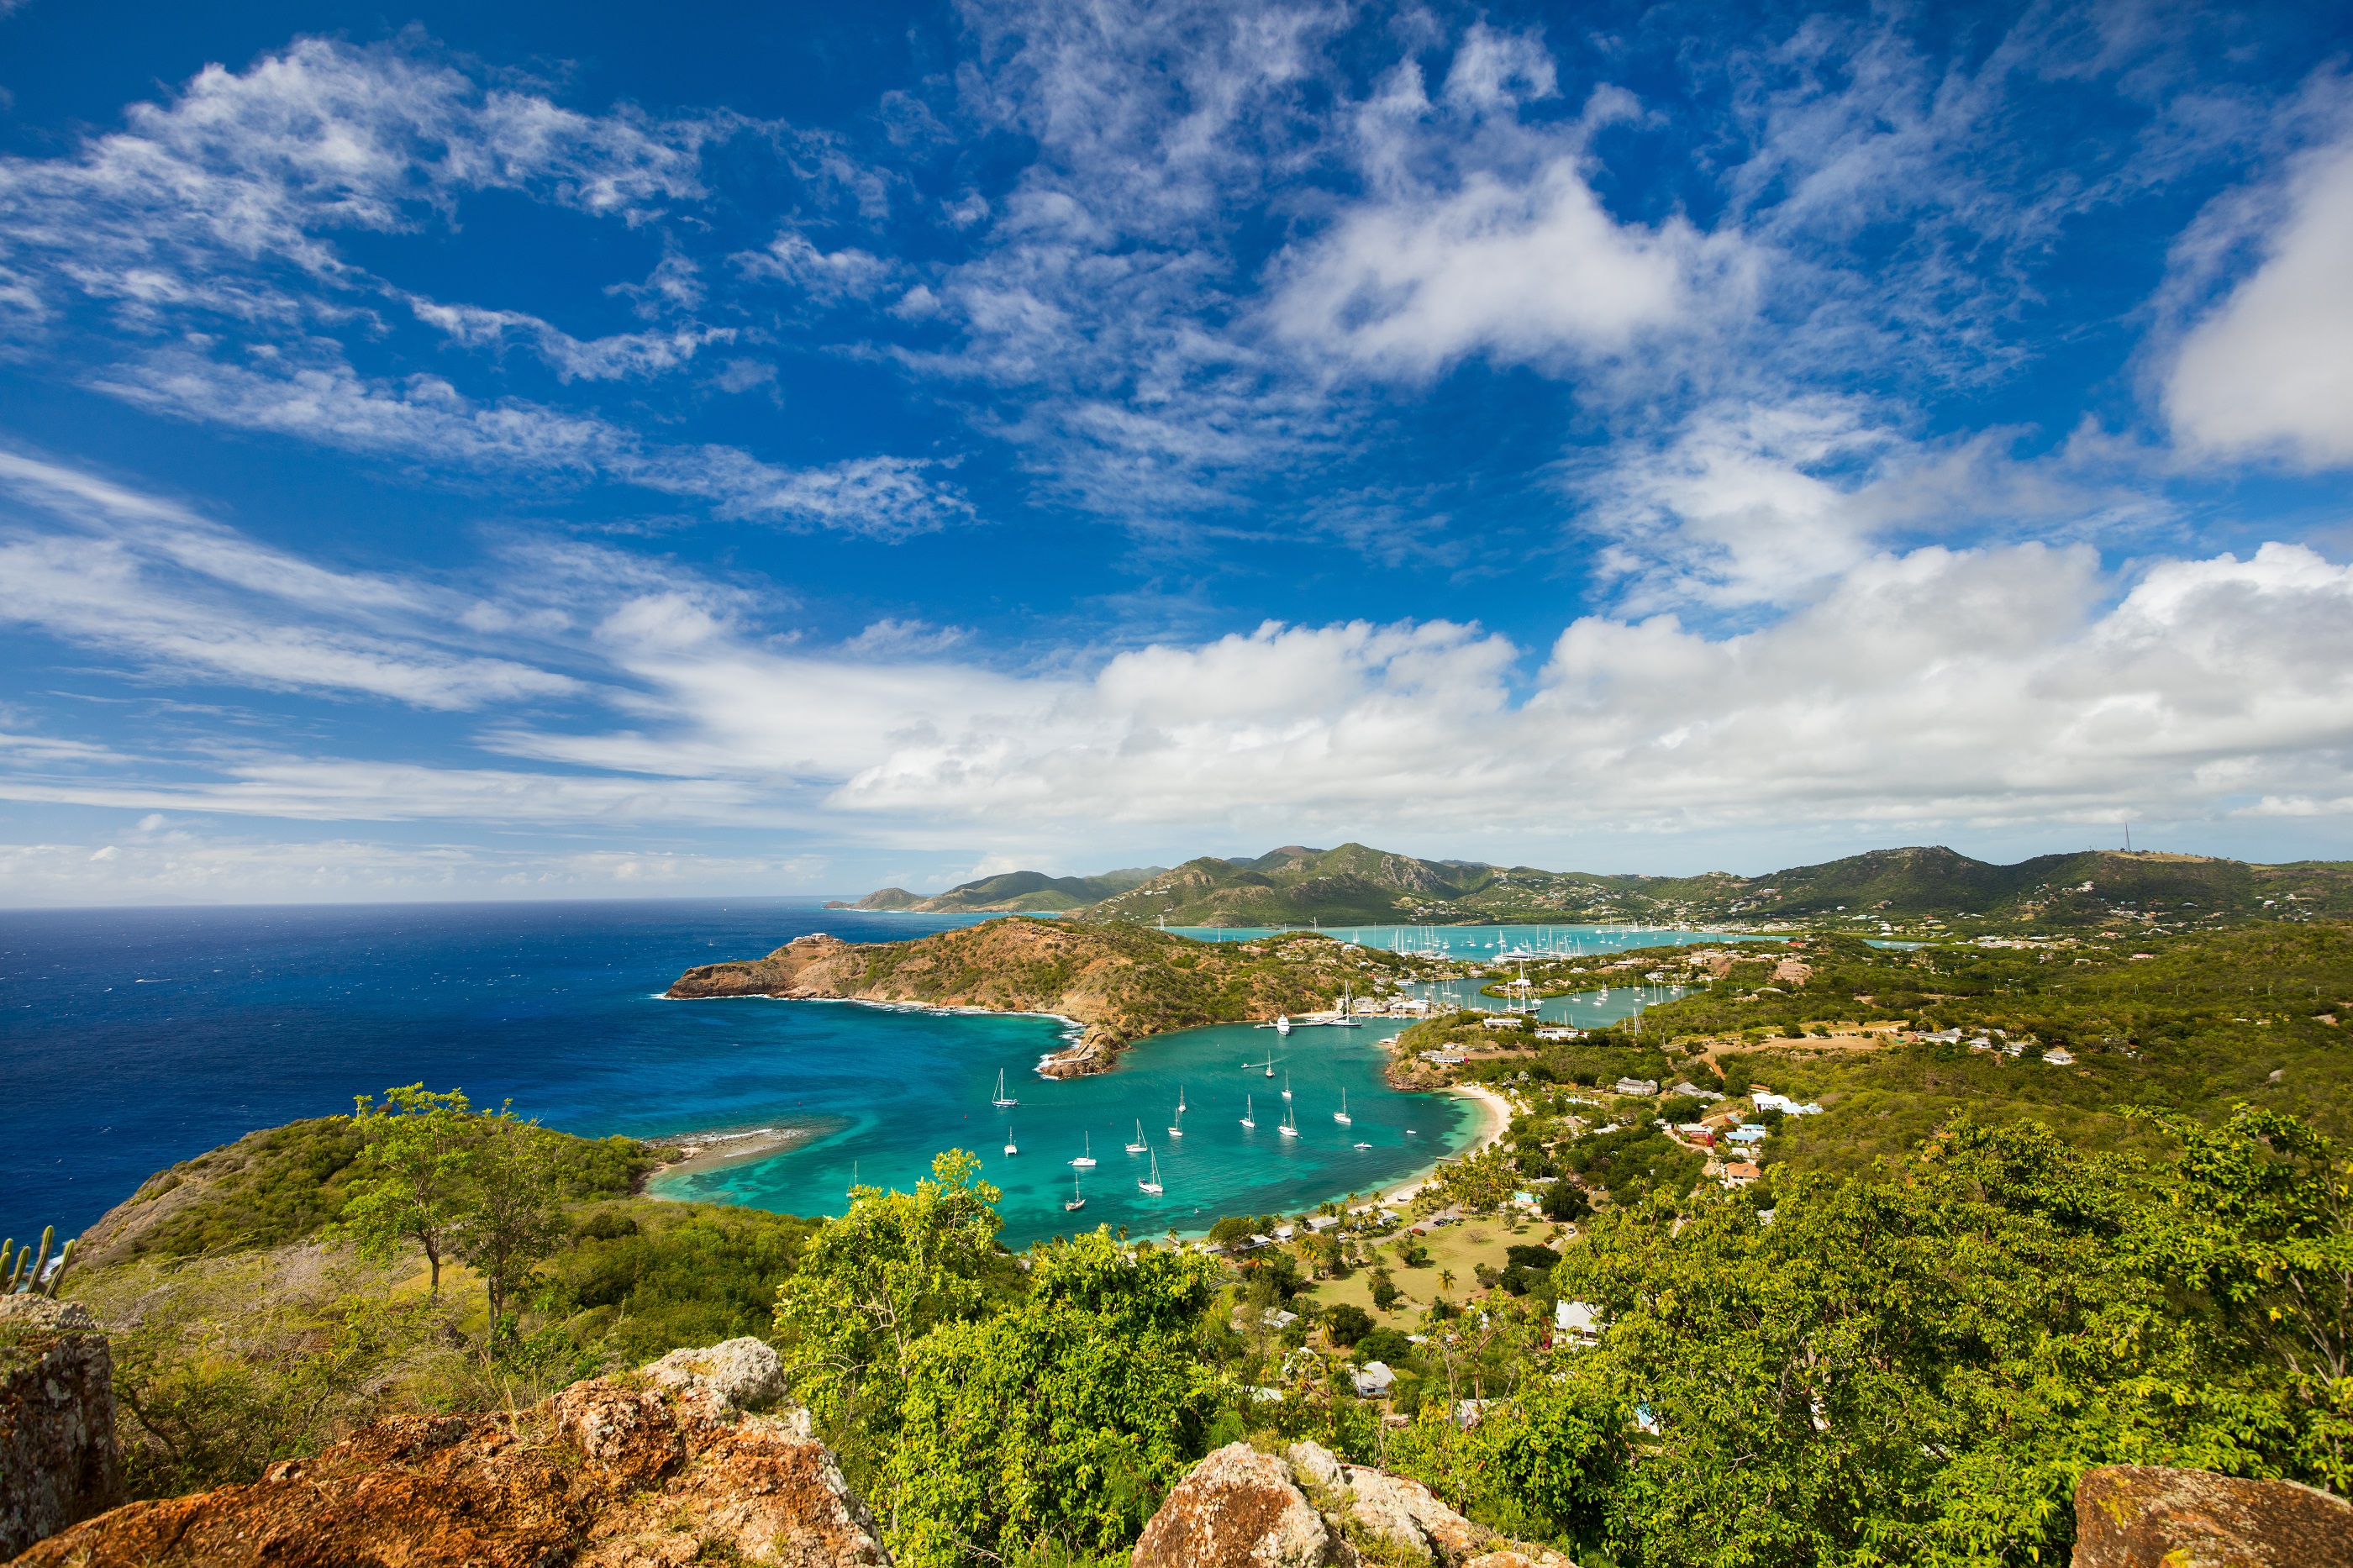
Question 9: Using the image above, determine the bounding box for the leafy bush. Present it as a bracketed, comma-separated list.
[1324, 1302, 1373, 1345]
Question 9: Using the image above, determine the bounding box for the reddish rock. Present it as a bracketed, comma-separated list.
[1132, 1444, 1577, 1568]
[1130, 1442, 1345, 1568]
[2072, 1465, 2353, 1568]
[12, 1351, 887, 1568]
[0, 1297, 125, 1559]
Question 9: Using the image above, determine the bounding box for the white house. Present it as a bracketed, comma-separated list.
[1613, 1077, 1659, 1097]
[1353, 1361, 1397, 1397]
[2042, 1048, 2077, 1066]
[1751, 1092, 1823, 1116]
[1555, 1299, 1601, 1345]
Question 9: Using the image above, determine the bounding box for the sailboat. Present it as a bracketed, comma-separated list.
[1282, 1071, 1292, 1101]
[1003, 1128, 1018, 1156]
[1332, 985, 1360, 1026]
[1138, 1149, 1163, 1195]
[1334, 1089, 1352, 1126]
[1125, 1119, 1148, 1154]
[1169, 1085, 1187, 1138]
[1065, 1170, 1086, 1212]
[1240, 1095, 1255, 1129]
[1279, 1102, 1299, 1139]
[1070, 1133, 1096, 1168]
[992, 1070, 1019, 1109]
[1263, 1050, 1276, 1077]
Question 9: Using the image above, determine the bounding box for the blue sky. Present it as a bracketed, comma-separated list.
[3, 0, 2351, 902]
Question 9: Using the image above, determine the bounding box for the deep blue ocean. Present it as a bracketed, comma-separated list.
[2, 901, 1718, 1250]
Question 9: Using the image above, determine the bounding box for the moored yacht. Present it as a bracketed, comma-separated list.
[1240, 1095, 1255, 1129]
[1334, 1089, 1352, 1125]
[1070, 1133, 1096, 1168]
[992, 1069, 1019, 1109]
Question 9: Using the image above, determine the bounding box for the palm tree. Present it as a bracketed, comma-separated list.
[1439, 1267, 1455, 1293]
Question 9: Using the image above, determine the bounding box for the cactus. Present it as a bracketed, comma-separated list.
[39, 1237, 76, 1297]
[27, 1227, 53, 1294]
[0, 1239, 13, 1287]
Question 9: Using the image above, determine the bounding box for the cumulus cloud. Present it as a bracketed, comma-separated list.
[475, 539, 2353, 844]
[2167, 134, 2353, 467]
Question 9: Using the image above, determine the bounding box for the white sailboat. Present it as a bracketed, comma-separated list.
[1138, 1150, 1163, 1195]
[992, 1070, 1019, 1109]
[1282, 1071, 1292, 1101]
[1070, 1133, 1096, 1169]
[1240, 1095, 1255, 1129]
[1279, 1102, 1299, 1139]
[1263, 1050, 1276, 1077]
[1125, 1119, 1148, 1154]
[1065, 1171, 1085, 1212]
[1334, 1089, 1352, 1126]
[1168, 1085, 1186, 1138]
[1003, 1129, 1018, 1155]
[1332, 984, 1360, 1026]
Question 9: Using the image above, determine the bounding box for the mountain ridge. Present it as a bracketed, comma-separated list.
[829, 843, 2353, 930]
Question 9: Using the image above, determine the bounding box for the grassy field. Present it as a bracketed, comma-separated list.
[1299, 1213, 1574, 1323]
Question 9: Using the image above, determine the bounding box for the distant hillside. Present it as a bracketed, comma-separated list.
[827, 867, 1163, 913]
[826, 843, 2353, 932]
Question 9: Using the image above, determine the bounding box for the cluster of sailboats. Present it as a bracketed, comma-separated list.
[996, 1054, 1383, 1213]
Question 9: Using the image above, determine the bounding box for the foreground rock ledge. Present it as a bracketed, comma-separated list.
[2071, 1464, 2353, 1568]
[11, 1337, 888, 1568]
[1, 1296, 126, 1560]
[1130, 1439, 1575, 1568]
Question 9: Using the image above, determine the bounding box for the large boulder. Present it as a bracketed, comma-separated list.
[11, 1344, 885, 1567]
[1131, 1442, 1344, 1568]
[0, 1294, 125, 1559]
[2072, 1465, 2353, 1568]
[1131, 1442, 1575, 1568]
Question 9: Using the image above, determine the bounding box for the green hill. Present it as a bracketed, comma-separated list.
[825, 843, 2353, 931]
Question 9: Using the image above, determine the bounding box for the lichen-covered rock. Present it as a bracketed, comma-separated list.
[644, 1335, 787, 1411]
[1130, 1442, 1348, 1568]
[1284, 1440, 1347, 1494]
[2072, 1465, 2353, 1568]
[0, 1294, 125, 1560]
[1134, 1444, 1577, 1568]
[11, 1343, 887, 1568]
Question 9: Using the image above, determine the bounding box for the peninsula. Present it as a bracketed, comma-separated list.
[666, 917, 1434, 1076]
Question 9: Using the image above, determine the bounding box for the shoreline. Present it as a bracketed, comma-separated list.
[1372, 1082, 1513, 1208]
[645, 1123, 823, 1187]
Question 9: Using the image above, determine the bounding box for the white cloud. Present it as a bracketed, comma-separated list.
[2166, 135, 2353, 466]
[0, 829, 824, 905]
[95, 349, 975, 538]
[0, 449, 576, 708]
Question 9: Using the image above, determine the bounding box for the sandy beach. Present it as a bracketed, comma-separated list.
[648, 1125, 818, 1183]
[1375, 1081, 1513, 1208]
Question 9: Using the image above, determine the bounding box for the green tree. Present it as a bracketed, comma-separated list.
[453, 1108, 567, 1348]
[341, 1085, 477, 1297]
[886, 1229, 1220, 1567]
[775, 1150, 1008, 1449]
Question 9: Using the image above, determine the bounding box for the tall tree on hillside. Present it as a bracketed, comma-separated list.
[341, 1085, 477, 1297]
[453, 1108, 567, 1347]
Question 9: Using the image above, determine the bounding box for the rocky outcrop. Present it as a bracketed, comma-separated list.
[2071, 1465, 2353, 1567]
[0, 1295, 125, 1560]
[668, 920, 1340, 1075]
[13, 1339, 887, 1568]
[1130, 1440, 1574, 1568]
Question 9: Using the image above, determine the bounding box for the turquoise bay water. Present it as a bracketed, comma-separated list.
[650, 1008, 1480, 1243]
